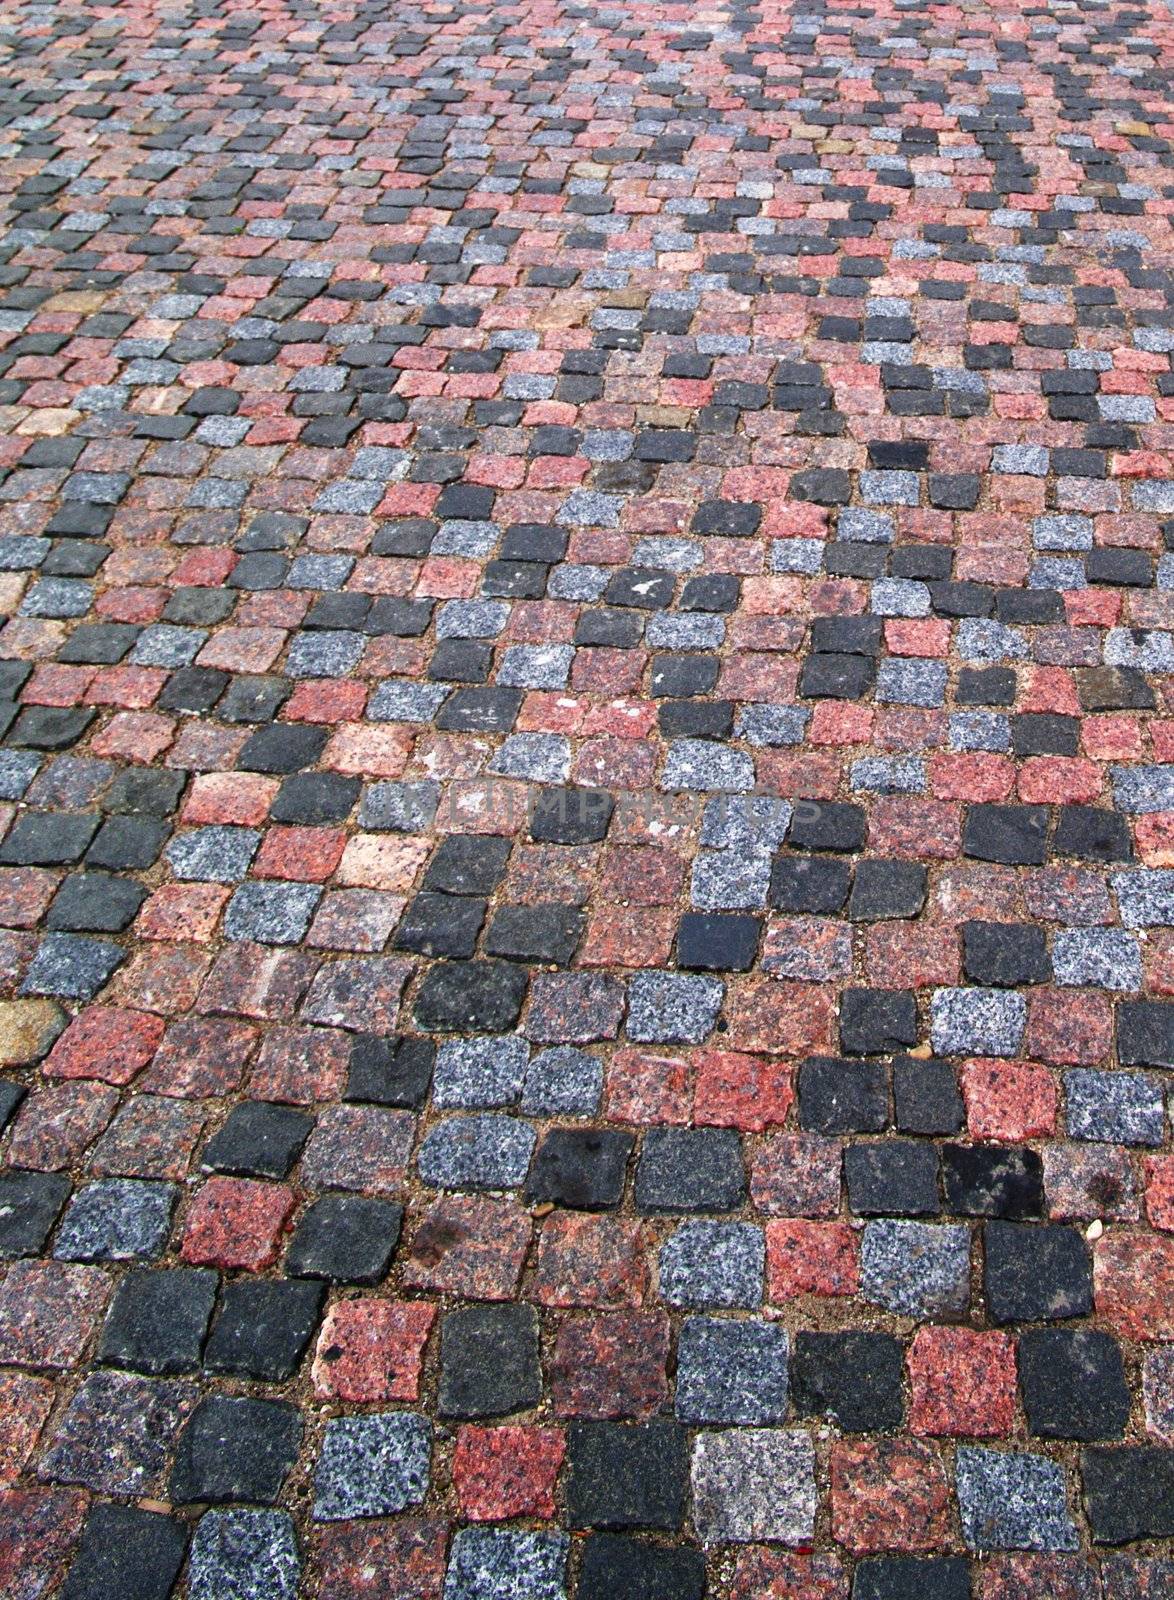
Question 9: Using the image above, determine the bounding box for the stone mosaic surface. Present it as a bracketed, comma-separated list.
[0, 0, 1170, 1593]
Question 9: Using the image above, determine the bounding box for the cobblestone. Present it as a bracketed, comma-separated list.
[1, 0, 1171, 1591]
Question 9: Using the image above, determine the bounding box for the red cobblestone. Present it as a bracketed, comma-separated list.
[550, 1312, 669, 1419]
[908, 1328, 1018, 1438]
[830, 1438, 952, 1554]
[452, 1426, 564, 1521]
[766, 1221, 860, 1301]
[311, 1300, 437, 1403]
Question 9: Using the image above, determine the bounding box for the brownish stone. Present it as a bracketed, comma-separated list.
[532, 1213, 648, 1308]
[401, 1195, 532, 1300]
[724, 979, 835, 1055]
[550, 1312, 669, 1418]
[830, 1437, 952, 1554]
[315, 1518, 448, 1600]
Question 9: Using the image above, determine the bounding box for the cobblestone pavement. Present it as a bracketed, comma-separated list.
[0, 0, 1171, 1594]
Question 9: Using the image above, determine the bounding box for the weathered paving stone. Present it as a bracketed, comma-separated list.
[98, 1267, 217, 1375]
[347, 1035, 436, 1109]
[414, 961, 529, 1033]
[521, 1047, 602, 1116]
[202, 1103, 313, 1179]
[799, 1057, 888, 1134]
[678, 912, 761, 971]
[443, 1529, 569, 1600]
[983, 1222, 1093, 1324]
[285, 1195, 402, 1285]
[59, 1504, 188, 1600]
[530, 786, 615, 844]
[1117, 1001, 1174, 1067]
[417, 1115, 536, 1190]
[439, 1305, 542, 1418]
[54, 1180, 176, 1262]
[841, 989, 918, 1055]
[1081, 1446, 1174, 1543]
[675, 1317, 790, 1424]
[566, 1421, 688, 1531]
[851, 1557, 972, 1600]
[204, 1279, 325, 1382]
[931, 987, 1027, 1057]
[1019, 1329, 1131, 1441]
[791, 1331, 905, 1432]
[1064, 1071, 1165, 1146]
[963, 923, 1051, 987]
[956, 1446, 1079, 1552]
[525, 1128, 633, 1210]
[1114, 868, 1174, 927]
[625, 973, 723, 1043]
[433, 1037, 530, 1109]
[846, 1141, 941, 1216]
[549, 1310, 668, 1421]
[577, 1535, 704, 1600]
[1143, 1347, 1174, 1442]
[690, 851, 773, 914]
[170, 1396, 302, 1505]
[860, 1221, 971, 1318]
[657, 1221, 765, 1309]
[188, 1509, 300, 1600]
[525, 973, 626, 1045]
[635, 1128, 746, 1213]
[941, 1145, 1044, 1219]
[0, 999, 66, 1065]
[3, 3, 1173, 1591]
[39, 1368, 197, 1495]
[0, 1171, 70, 1258]
[315, 1519, 447, 1599]
[21, 934, 124, 1001]
[225, 882, 322, 945]
[848, 860, 927, 921]
[662, 741, 754, 793]
[690, 1428, 817, 1545]
[312, 1412, 431, 1519]
[1053, 930, 1141, 991]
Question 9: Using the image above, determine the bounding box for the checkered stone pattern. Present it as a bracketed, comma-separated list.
[0, 0, 1171, 1595]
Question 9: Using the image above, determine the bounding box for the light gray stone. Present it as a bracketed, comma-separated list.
[675, 1318, 789, 1423]
[736, 705, 809, 747]
[861, 1220, 971, 1318]
[690, 850, 772, 911]
[521, 1047, 603, 1116]
[417, 1116, 536, 1190]
[487, 734, 570, 784]
[662, 740, 754, 793]
[1114, 868, 1174, 927]
[691, 1428, 816, 1545]
[658, 1220, 765, 1309]
[931, 987, 1026, 1057]
[1052, 929, 1141, 991]
[166, 826, 259, 883]
[189, 1509, 300, 1600]
[1111, 765, 1174, 814]
[433, 1037, 530, 1109]
[358, 781, 439, 833]
[626, 973, 723, 1043]
[699, 795, 792, 850]
[876, 659, 948, 708]
[54, 1180, 176, 1262]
